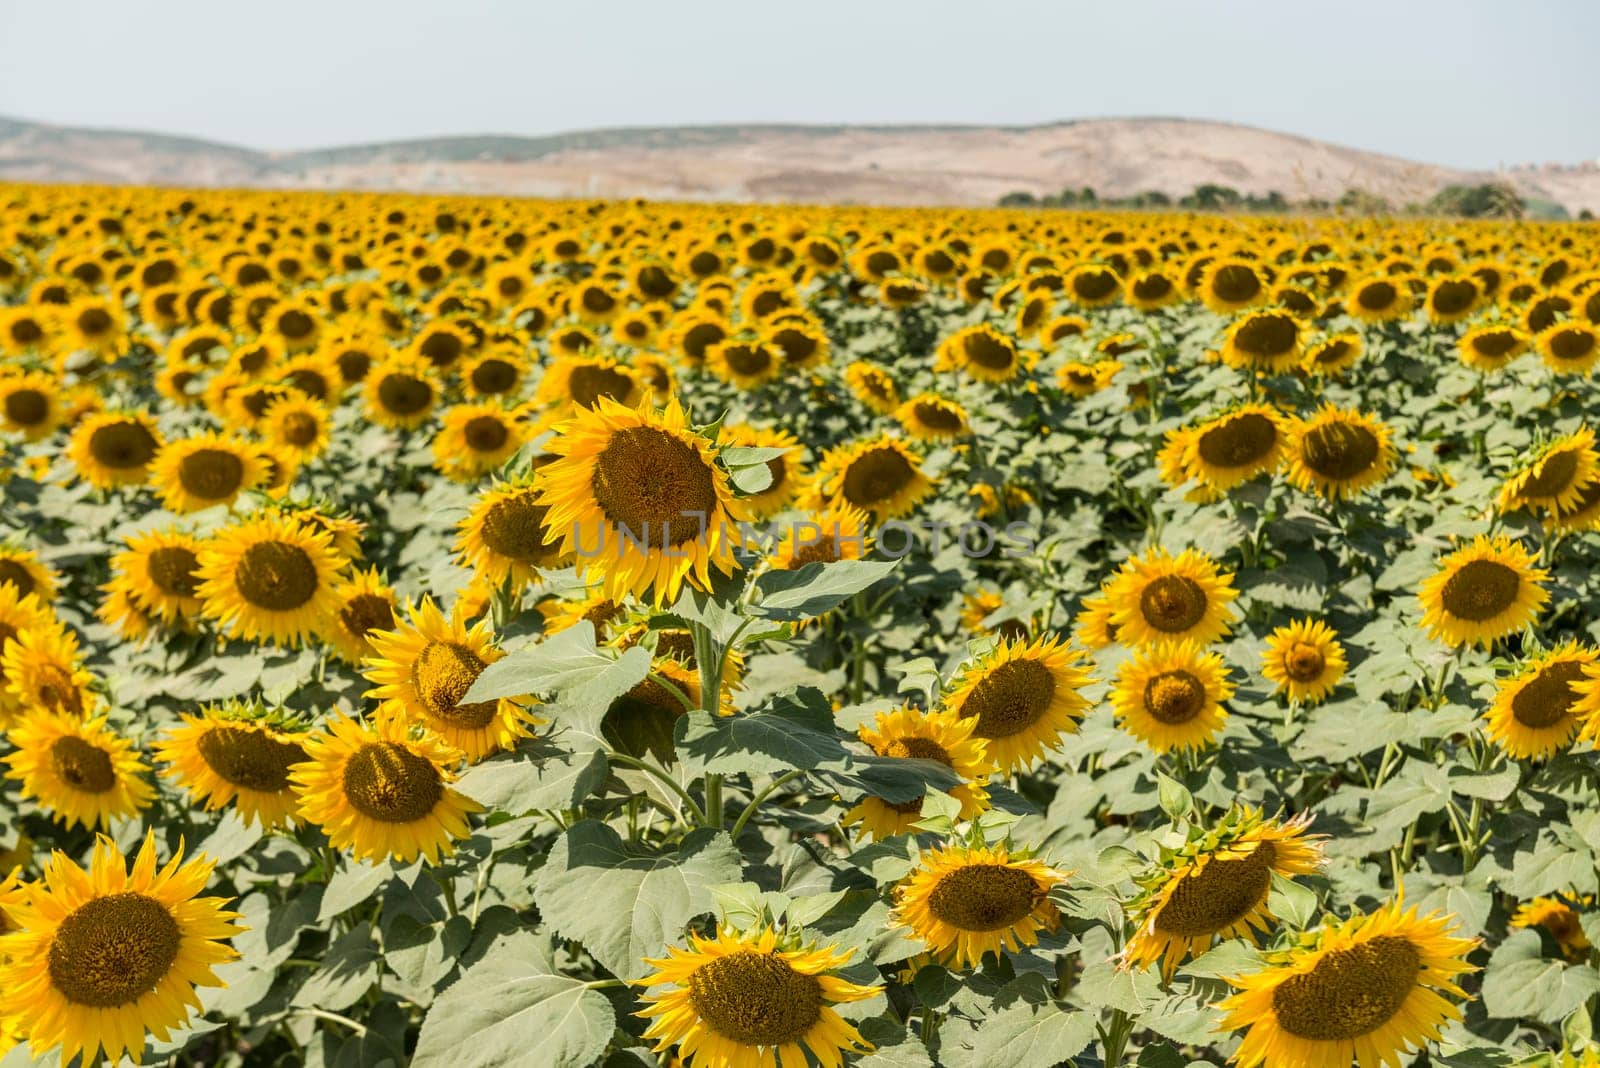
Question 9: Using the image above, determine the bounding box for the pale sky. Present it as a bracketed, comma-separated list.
[1, 0, 1596, 170]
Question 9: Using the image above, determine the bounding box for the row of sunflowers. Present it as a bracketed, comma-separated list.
[2, 183, 1600, 1067]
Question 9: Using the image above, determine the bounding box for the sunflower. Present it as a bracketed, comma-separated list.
[1201, 259, 1268, 314]
[462, 346, 525, 398]
[290, 713, 480, 865]
[1486, 641, 1596, 760]
[1498, 429, 1600, 515]
[4, 710, 152, 829]
[1537, 322, 1600, 374]
[895, 393, 970, 441]
[58, 294, 123, 353]
[1112, 641, 1234, 753]
[363, 596, 534, 761]
[706, 338, 783, 390]
[1283, 406, 1397, 501]
[1, 625, 96, 722]
[1104, 547, 1239, 648]
[455, 480, 568, 592]
[890, 842, 1066, 970]
[195, 512, 345, 646]
[1221, 310, 1302, 373]
[634, 924, 879, 1068]
[1424, 276, 1480, 324]
[261, 392, 331, 462]
[763, 321, 830, 370]
[321, 567, 399, 664]
[1074, 591, 1119, 649]
[1261, 619, 1349, 705]
[843, 360, 900, 414]
[0, 831, 243, 1067]
[1419, 535, 1549, 649]
[432, 401, 524, 481]
[715, 425, 803, 519]
[0, 371, 61, 441]
[539, 587, 625, 638]
[601, 655, 707, 762]
[1124, 808, 1324, 980]
[1170, 405, 1288, 493]
[0, 584, 54, 721]
[150, 432, 266, 514]
[0, 545, 57, 606]
[1303, 332, 1364, 375]
[1509, 896, 1592, 959]
[1218, 903, 1477, 1068]
[104, 529, 206, 626]
[1458, 324, 1529, 371]
[535, 354, 645, 419]
[1548, 475, 1600, 534]
[408, 321, 472, 370]
[1348, 275, 1414, 322]
[769, 502, 872, 571]
[942, 634, 1093, 772]
[935, 324, 1030, 382]
[810, 434, 934, 521]
[66, 411, 165, 489]
[1127, 269, 1180, 310]
[364, 353, 437, 430]
[536, 395, 748, 606]
[841, 707, 992, 842]
[155, 702, 311, 829]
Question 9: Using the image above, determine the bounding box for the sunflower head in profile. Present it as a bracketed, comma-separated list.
[1074, 590, 1120, 650]
[195, 511, 346, 647]
[1418, 534, 1549, 649]
[1497, 428, 1599, 516]
[0, 545, 57, 607]
[0, 831, 243, 1068]
[841, 706, 993, 842]
[1218, 902, 1477, 1068]
[538, 586, 625, 639]
[1220, 310, 1302, 373]
[1104, 547, 1239, 648]
[935, 323, 1032, 383]
[1457, 323, 1529, 372]
[1487, 641, 1597, 761]
[431, 400, 525, 482]
[891, 841, 1067, 971]
[1260, 618, 1348, 705]
[0, 370, 61, 441]
[455, 479, 568, 593]
[1509, 895, 1593, 960]
[1283, 405, 1397, 501]
[362, 596, 535, 762]
[843, 359, 900, 414]
[1537, 322, 1600, 375]
[155, 700, 311, 829]
[104, 528, 207, 628]
[364, 353, 437, 430]
[1112, 641, 1234, 753]
[1347, 275, 1414, 322]
[942, 634, 1093, 772]
[3, 709, 153, 829]
[535, 395, 749, 606]
[1124, 808, 1324, 980]
[150, 431, 267, 514]
[722, 424, 809, 518]
[290, 712, 480, 865]
[810, 434, 935, 521]
[1303, 331, 1364, 376]
[895, 392, 971, 442]
[1546, 474, 1600, 534]
[634, 924, 879, 1068]
[65, 410, 165, 490]
[1, 624, 96, 724]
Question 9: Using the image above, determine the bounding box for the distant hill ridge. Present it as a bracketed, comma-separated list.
[3, 114, 1597, 212]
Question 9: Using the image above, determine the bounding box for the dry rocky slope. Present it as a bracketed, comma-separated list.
[3, 115, 1597, 212]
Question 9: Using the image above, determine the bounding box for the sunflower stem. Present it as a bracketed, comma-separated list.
[606, 751, 706, 825]
[703, 773, 724, 829]
[730, 770, 806, 841]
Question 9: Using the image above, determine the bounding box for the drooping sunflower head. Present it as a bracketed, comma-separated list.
[1303, 331, 1364, 376]
[1497, 428, 1599, 516]
[1124, 808, 1324, 980]
[2, 709, 153, 830]
[1104, 547, 1239, 648]
[1221, 310, 1302, 373]
[194, 511, 346, 647]
[841, 706, 993, 842]
[1112, 640, 1235, 754]
[811, 434, 935, 521]
[1260, 618, 1349, 705]
[634, 924, 879, 1068]
[66, 411, 165, 490]
[843, 359, 900, 414]
[1219, 902, 1478, 1068]
[1283, 405, 1397, 501]
[1488, 641, 1596, 761]
[942, 633, 1093, 772]
[155, 700, 311, 829]
[1418, 534, 1549, 649]
[1509, 895, 1593, 959]
[890, 841, 1067, 971]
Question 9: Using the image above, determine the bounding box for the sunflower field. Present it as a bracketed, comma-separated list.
[2, 183, 1600, 1068]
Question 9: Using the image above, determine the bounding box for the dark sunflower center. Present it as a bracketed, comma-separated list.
[841, 446, 916, 509]
[341, 741, 444, 823]
[1511, 660, 1585, 729]
[4, 389, 48, 426]
[337, 349, 373, 382]
[412, 640, 500, 728]
[771, 328, 818, 364]
[881, 736, 954, 814]
[196, 725, 307, 791]
[277, 310, 315, 339]
[89, 421, 159, 469]
[50, 736, 115, 793]
[1143, 670, 1207, 724]
[1314, 340, 1353, 365]
[280, 411, 321, 447]
[790, 536, 842, 567]
[1197, 414, 1278, 468]
[928, 864, 1043, 931]
[77, 308, 113, 336]
[1139, 576, 1207, 633]
[1471, 331, 1519, 358]
[177, 448, 246, 501]
[481, 493, 560, 562]
[723, 344, 773, 377]
[48, 892, 181, 1008]
[1233, 315, 1298, 357]
[235, 540, 319, 611]
[1517, 451, 1580, 500]
[0, 560, 34, 597]
[963, 332, 1016, 370]
[1357, 282, 1398, 310]
[471, 359, 518, 394]
[1548, 328, 1596, 361]
[1271, 935, 1420, 1041]
[463, 415, 510, 454]
[419, 331, 463, 367]
[1431, 280, 1476, 315]
[35, 664, 85, 717]
[913, 401, 964, 432]
[567, 364, 635, 409]
[686, 950, 824, 1047]
[959, 658, 1056, 739]
[1439, 559, 1520, 622]
[1153, 841, 1277, 936]
[1299, 423, 1380, 481]
[590, 426, 720, 546]
[1285, 643, 1326, 682]
[682, 322, 725, 361]
[1210, 266, 1261, 303]
[340, 593, 395, 640]
[377, 374, 433, 416]
[147, 545, 201, 598]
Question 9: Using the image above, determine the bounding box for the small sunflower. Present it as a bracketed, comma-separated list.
[4, 710, 153, 829]
[634, 925, 879, 1068]
[195, 512, 346, 646]
[1170, 405, 1287, 493]
[1497, 429, 1600, 515]
[0, 371, 61, 441]
[707, 338, 783, 390]
[364, 353, 437, 430]
[363, 596, 534, 762]
[104, 529, 206, 626]
[261, 392, 331, 462]
[1200, 259, 1268, 314]
[322, 567, 399, 664]
[1218, 903, 1477, 1068]
[1487, 641, 1596, 760]
[432, 401, 524, 481]
[810, 434, 935, 521]
[0, 831, 243, 1068]
[1537, 322, 1600, 375]
[1303, 332, 1364, 375]
[1221, 310, 1302, 373]
[935, 324, 1031, 382]
[890, 842, 1067, 970]
[1260, 619, 1349, 705]
[1074, 591, 1119, 650]
[843, 360, 900, 414]
[1104, 547, 1239, 648]
[2, 625, 96, 722]
[455, 479, 568, 592]
[155, 702, 311, 829]
[534, 354, 644, 420]
[895, 393, 971, 441]
[462, 347, 524, 398]
[66, 410, 164, 489]
[1112, 641, 1234, 753]
[0, 545, 57, 606]
[1347, 275, 1413, 322]
[290, 713, 480, 865]
[841, 706, 993, 842]
[1509, 895, 1592, 959]
[1124, 808, 1324, 980]
[151, 432, 267, 513]
[1458, 323, 1529, 372]
[942, 634, 1093, 772]
[1418, 535, 1549, 649]
[1424, 276, 1480, 324]
[1283, 406, 1397, 501]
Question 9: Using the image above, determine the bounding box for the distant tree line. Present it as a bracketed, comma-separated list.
[998, 181, 1580, 220]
